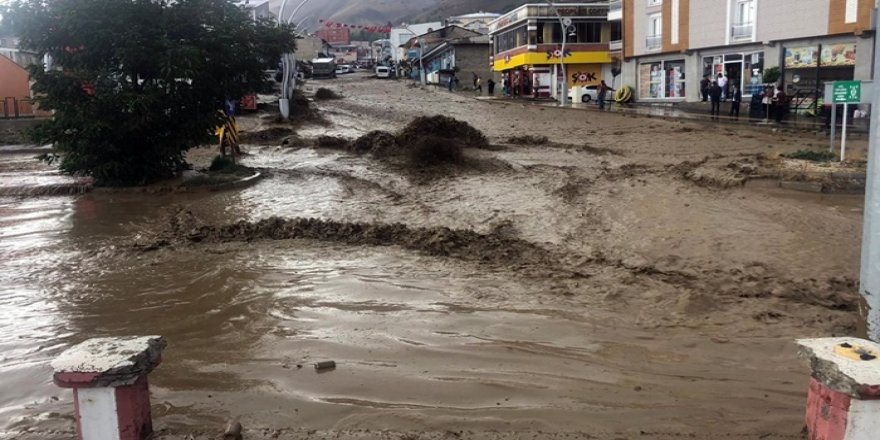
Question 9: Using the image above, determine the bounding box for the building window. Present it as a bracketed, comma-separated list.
[536, 21, 604, 44]
[640, 59, 685, 99]
[610, 21, 622, 42]
[495, 25, 528, 54]
[646, 13, 662, 49]
[731, 0, 754, 40]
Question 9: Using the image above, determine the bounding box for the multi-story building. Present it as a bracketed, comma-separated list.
[488, 3, 620, 99]
[390, 22, 443, 63]
[447, 12, 502, 34]
[316, 27, 352, 45]
[618, 0, 876, 103]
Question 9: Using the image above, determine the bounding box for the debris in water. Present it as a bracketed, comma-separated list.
[315, 360, 336, 370]
[223, 421, 243, 440]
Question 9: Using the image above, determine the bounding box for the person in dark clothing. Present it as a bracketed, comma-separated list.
[700, 76, 710, 102]
[773, 87, 787, 123]
[597, 80, 614, 110]
[728, 83, 742, 119]
[487, 78, 496, 95]
[708, 80, 721, 119]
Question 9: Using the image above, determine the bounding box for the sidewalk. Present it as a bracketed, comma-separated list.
[471, 93, 867, 133]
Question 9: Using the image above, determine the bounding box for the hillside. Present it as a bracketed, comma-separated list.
[271, 0, 588, 32]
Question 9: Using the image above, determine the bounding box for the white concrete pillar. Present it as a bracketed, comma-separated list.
[797, 337, 880, 440]
[51, 336, 167, 440]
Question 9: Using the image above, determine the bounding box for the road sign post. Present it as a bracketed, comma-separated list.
[832, 81, 862, 161]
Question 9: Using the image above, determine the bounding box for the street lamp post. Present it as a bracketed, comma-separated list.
[543, 1, 571, 106]
[402, 24, 426, 86]
[277, 0, 310, 118]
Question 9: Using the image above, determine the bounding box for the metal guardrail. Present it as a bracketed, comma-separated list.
[731, 22, 753, 39]
[646, 35, 661, 50]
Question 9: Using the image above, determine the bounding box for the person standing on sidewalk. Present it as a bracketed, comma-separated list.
[700, 75, 710, 102]
[708, 80, 722, 120]
[597, 80, 614, 110]
[773, 86, 787, 123]
[448, 74, 455, 92]
[717, 73, 728, 101]
[728, 83, 742, 119]
[488, 78, 496, 96]
[475, 76, 483, 95]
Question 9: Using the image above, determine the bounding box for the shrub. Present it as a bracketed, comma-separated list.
[783, 150, 836, 162]
[315, 88, 342, 100]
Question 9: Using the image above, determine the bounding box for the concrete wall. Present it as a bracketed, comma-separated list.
[455, 44, 494, 91]
[688, 0, 727, 49]
[0, 54, 33, 117]
[758, 0, 828, 43]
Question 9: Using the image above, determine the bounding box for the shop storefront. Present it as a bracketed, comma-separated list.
[701, 51, 765, 96]
[637, 59, 686, 100]
[782, 42, 856, 97]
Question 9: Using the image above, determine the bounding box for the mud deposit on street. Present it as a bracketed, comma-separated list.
[0, 74, 867, 439]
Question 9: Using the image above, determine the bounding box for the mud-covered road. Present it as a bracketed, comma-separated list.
[0, 74, 868, 440]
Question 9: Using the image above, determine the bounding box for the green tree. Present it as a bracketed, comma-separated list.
[5, 0, 296, 186]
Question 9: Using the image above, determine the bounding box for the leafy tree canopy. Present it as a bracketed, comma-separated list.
[5, 0, 296, 186]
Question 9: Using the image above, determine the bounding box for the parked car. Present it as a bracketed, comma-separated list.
[568, 85, 599, 103]
[334, 64, 354, 75]
[375, 66, 391, 79]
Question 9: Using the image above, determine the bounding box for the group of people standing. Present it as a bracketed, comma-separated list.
[700, 73, 787, 122]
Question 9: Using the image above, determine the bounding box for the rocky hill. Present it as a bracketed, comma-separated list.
[272, 0, 588, 32]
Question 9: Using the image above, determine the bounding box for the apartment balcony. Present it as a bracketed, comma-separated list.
[608, 0, 622, 21]
[646, 35, 662, 50]
[731, 22, 753, 40]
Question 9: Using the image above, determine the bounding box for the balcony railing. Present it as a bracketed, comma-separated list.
[646, 35, 662, 50]
[731, 22, 753, 39]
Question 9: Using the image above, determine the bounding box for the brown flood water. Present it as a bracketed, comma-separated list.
[0, 76, 868, 439]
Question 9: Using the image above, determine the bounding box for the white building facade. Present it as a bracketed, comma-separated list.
[617, 0, 876, 103]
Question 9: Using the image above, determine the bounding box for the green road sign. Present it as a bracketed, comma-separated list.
[833, 81, 861, 103]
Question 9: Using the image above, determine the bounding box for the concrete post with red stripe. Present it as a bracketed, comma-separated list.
[798, 337, 880, 440]
[51, 336, 167, 440]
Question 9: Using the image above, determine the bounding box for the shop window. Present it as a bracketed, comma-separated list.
[640, 60, 685, 99]
[665, 60, 685, 98]
[639, 62, 663, 99]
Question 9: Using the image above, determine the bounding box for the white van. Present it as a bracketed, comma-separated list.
[375, 66, 391, 79]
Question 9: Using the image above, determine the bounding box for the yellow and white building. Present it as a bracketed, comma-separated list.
[488, 3, 621, 99]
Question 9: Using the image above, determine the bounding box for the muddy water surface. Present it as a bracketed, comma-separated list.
[0, 76, 866, 439]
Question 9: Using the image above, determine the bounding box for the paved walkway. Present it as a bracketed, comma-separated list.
[469, 93, 870, 133]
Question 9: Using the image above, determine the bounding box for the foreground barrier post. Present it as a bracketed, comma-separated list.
[797, 337, 880, 440]
[51, 336, 167, 440]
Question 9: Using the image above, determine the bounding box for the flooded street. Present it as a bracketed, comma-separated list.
[0, 74, 868, 439]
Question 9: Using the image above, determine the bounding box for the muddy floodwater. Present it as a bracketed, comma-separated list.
[0, 75, 868, 440]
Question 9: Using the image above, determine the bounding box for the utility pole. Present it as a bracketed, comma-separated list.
[543, 1, 571, 106]
[860, 5, 880, 341]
